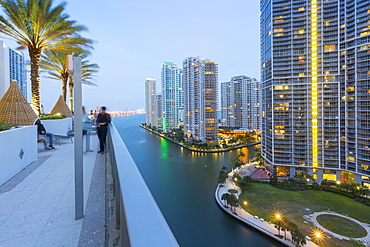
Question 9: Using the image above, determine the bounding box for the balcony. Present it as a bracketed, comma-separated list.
[0, 125, 178, 247]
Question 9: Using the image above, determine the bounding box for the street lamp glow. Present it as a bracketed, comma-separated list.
[275, 214, 281, 220]
[243, 201, 248, 206]
[315, 232, 321, 238]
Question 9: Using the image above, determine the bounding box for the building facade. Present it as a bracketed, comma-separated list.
[221, 75, 261, 130]
[0, 41, 27, 99]
[161, 62, 184, 132]
[183, 57, 218, 144]
[145, 78, 157, 126]
[260, 0, 370, 187]
[152, 93, 163, 129]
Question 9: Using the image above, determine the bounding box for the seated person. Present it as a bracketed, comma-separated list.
[34, 119, 55, 150]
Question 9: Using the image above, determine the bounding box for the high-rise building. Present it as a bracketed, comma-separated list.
[145, 78, 156, 126]
[0, 41, 27, 99]
[161, 62, 183, 132]
[152, 93, 163, 129]
[221, 75, 261, 130]
[183, 56, 218, 144]
[260, 0, 370, 186]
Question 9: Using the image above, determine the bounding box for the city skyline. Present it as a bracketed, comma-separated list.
[0, 0, 260, 112]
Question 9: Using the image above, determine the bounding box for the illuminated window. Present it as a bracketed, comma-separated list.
[323, 174, 337, 181]
[361, 164, 369, 170]
[360, 31, 369, 36]
[313, 174, 318, 179]
[299, 73, 305, 76]
[274, 33, 284, 37]
[274, 28, 284, 32]
[313, 168, 318, 172]
[324, 45, 336, 52]
[340, 24, 346, 28]
[298, 7, 305, 11]
[347, 156, 355, 162]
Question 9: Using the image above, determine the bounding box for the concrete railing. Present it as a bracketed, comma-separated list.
[107, 123, 179, 247]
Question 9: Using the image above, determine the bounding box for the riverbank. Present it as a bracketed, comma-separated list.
[215, 172, 318, 247]
[140, 125, 260, 153]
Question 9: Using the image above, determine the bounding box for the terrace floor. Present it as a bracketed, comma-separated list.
[0, 134, 107, 247]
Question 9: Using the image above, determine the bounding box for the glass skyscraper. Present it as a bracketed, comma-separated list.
[0, 41, 27, 99]
[260, 0, 370, 186]
[161, 62, 183, 132]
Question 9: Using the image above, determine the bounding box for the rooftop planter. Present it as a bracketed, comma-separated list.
[0, 125, 37, 186]
[41, 117, 72, 136]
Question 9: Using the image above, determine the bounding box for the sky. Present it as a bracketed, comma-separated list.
[3, 0, 261, 112]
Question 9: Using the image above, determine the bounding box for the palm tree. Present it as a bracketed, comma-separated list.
[0, 0, 92, 114]
[40, 51, 98, 111]
[40, 50, 70, 101]
[68, 55, 99, 110]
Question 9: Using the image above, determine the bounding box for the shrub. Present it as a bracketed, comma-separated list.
[39, 114, 66, 120]
[0, 121, 14, 131]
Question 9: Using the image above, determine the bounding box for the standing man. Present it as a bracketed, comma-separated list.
[96, 106, 111, 153]
[82, 106, 94, 152]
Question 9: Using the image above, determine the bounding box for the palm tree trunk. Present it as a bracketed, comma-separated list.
[29, 48, 42, 115]
[62, 74, 68, 102]
[69, 80, 74, 111]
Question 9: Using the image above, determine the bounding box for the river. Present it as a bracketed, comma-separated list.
[113, 115, 282, 247]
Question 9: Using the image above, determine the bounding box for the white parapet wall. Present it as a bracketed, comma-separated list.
[0, 125, 38, 186]
[41, 117, 72, 136]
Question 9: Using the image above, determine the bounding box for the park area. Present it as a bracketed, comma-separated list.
[238, 183, 370, 247]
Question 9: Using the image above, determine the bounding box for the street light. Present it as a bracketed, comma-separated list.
[234, 177, 238, 189]
[312, 228, 324, 244]
[274, 213, 282, 236]
[243, 201, 248, 206]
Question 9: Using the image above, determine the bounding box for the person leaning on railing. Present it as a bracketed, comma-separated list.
[96, 106, 111, 153]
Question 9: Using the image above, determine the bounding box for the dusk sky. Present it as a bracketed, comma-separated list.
[3, 0, 260, 112]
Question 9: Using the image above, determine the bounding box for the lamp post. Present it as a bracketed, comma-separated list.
[234, 177, 238, 189]
[313, 228, 324, 244]
[275, 213, 282, 236]
[68, 55, 84, 220]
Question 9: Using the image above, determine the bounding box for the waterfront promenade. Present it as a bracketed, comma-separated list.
[0, 135, 106, 246]
[215, 172, 318, 247]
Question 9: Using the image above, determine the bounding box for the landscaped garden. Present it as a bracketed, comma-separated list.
[316, 214, 367, 239]
[238, 183, 370, 247]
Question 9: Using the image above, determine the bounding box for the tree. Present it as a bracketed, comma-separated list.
[269, 175, 278, 186]
[218, 170, 228, 185]
[0, 0, 93, 114]
[68, 55, 99, 110]
[221, 193, 230, 207]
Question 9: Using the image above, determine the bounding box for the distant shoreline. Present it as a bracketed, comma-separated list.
[140, 125, 260, 153]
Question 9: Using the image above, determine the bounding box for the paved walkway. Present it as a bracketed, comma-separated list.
[216, 171, 318, 247]
[0, 134, 104, 247]
[309, 211, 370, 244]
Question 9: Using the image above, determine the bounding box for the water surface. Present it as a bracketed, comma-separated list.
[114, 115, 282, 247]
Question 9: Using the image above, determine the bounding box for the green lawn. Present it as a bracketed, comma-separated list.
[316, 214, 367, 238]
[228, 189, 238, 194]
[238, 183, 370, 247]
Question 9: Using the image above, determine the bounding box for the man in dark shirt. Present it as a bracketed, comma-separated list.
[96, 106, 111, 153]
